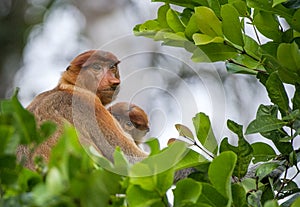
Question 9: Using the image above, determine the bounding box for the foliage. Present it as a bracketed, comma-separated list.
[133, 0, 300, 206]
[1, 0, 300, 206]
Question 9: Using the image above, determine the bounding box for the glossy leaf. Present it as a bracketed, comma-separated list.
[255, 162, 280, 181]
[256, 104, 279, 118]
[277, 42, 300, 73]
[197, 183, 228, 206]
[166, 9, 185, 32]
[266, 72, 290, 114]
[192, 43, 237, 62]
[220, 120, 253, 179]
[194, 6, 223, 37]
[208, 151, 237, 200]
[251, 142, 277, 163]
[192, 112, 218, 155]
[146, 138, 161, 155]
[253, 11, 282, 42]
[221, 4, 244, 46]
[232, 183, 247, 207]
[174, 148, 208, 171]
[127, 185, 162, 207]
[246, 115, 287, 134]
[185, 14, 199, 40]
[292, 83, 300, 110]
[226, 62, 258, 75]
[193, 33, 224, 45]
[173, 178, 202, 207]
[157, 4, 170, 28]
[130, 141, 188, 177]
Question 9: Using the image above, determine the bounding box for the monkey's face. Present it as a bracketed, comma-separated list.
[74, 51, 121, 105]
[108, 102, 150, 143]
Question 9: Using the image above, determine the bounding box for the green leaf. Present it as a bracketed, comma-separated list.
[197, 183, 228, 207]
[174, 148, 208, 171]
[255, 162, 280, 181]
[292, 83, 300, 110]
[145, 138, 161, 155]
[185, 14, 200, 40]
[230, 1, 250, 17]
[266, 72, 290, 114]
[291, 196, 300, 207]
[173, 178, 202, 207]
[130, 141, 188, 177]
[256, 104, 279, 118]
[247, 190, 263, 207]
[246, 115, 287, 134]
[219, 120, 253, 179]
[192, 112, 218, 155]
[166, 8, 185, 32]
[194, 6, 223, 37]
[247, 0, 293, 21]
[193, 33, 224, 45]
[208, 151, 237, 200]
[157, 4, 170, 28]
[277, 42, 300, 73]
[232, 183, 247, 207]
[133, 20, 161, 38]
[251, 142, 277, 163]
[273, 0, 288, 7]
[126, 185, 162, 207]
[191, 43, 238, 62]
[225, 62, 258, 75]
[253, 11, 282, 42]
[243, 35, 261, 60]
[264, 200, 279, 207]
[130, 168, 174, 194]
[175, 123, 194, 139]
[221, 4, 244, 46]
[291, 9, 300, 32]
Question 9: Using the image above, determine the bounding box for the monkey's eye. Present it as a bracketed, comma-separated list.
[126, 121, 134, 127]
[92, 63, 102, 70]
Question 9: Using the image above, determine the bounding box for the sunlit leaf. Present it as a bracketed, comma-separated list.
[221, 4, 244, 46]
[208, 151, 237, 200]
[175, 123, 194, 139]
[173, 178, 202, 206]
[194, 6, 223, 37]
[126, 185, 162, 207]
[193, 33, 224, 45]
[193, 112, 218, 155]
[166, 9, 185, 32]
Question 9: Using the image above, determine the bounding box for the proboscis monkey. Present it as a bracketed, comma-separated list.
[17, 50, 147, 170]
[108, 102, 150, 145]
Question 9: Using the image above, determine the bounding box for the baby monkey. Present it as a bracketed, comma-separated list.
[108, 102, 150, 145]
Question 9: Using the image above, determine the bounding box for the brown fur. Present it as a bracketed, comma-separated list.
[17, 50, 147, 170]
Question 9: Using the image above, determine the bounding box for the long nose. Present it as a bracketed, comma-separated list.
[105, 71, 120, 88]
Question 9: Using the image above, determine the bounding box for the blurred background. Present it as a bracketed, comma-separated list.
[1, 0, 272, 147]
